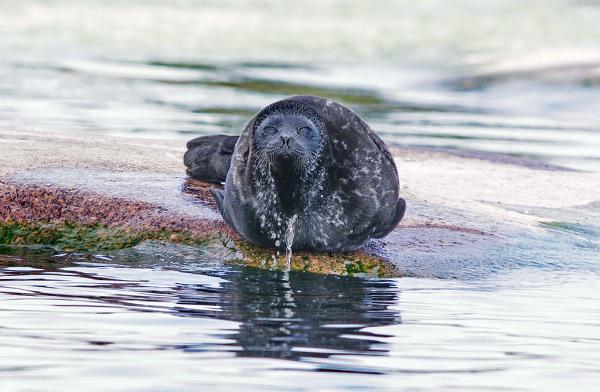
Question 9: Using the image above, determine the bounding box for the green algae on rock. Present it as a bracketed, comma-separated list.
[0, 221, 212, 253]
[233, 239, 397, 277]
[0, 221, 397, 277]
[541, 221, 600, 238]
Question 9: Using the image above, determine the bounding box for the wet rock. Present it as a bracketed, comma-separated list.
[1, 129, 599, 278]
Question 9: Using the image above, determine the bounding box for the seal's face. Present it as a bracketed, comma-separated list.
[252, 113, 325, 174]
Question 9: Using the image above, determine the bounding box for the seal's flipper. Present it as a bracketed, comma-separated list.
[184, 135, 238, 183]
[371, 197, 406, 239]
[220, 136, 238, 154]
[209, 188, 225, 216]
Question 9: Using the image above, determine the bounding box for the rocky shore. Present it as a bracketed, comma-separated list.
[1, 128, 598, 277]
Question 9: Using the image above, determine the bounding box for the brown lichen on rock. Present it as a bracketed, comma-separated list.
[0, 180, 398, 277]
[181, 177, 222, 210]
[0, 179, 234, 238]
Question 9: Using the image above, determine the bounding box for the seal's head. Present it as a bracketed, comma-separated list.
[251, 101, 327, 175]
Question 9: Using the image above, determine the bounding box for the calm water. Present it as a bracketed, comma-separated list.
[2, 1, 600, 390]
[1, 0, 600, 170]
[1, 244, 600, 392]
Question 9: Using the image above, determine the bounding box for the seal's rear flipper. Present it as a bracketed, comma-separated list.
[372, 197, 406, 239]
[184, 135, 239, 183]
[209, 188, 225, 216]
[220, 136, 238, 154]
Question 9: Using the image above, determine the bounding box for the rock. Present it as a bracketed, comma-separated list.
[1, 128, 599, 278]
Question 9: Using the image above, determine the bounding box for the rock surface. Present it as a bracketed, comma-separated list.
[1, 128, 599, 278]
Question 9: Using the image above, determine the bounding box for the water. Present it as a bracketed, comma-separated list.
[2, 1, 600, 390]
[1, 245, 600, 391]
[1, 0, 600, 170]
[284, 214, 298, 268]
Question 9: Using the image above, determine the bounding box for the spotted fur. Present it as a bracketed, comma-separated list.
[212, 96, 406, 252]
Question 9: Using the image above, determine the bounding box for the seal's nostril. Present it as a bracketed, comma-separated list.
[280, 136, 291, 148]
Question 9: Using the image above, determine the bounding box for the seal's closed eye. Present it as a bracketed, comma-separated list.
[262, 126, 278, 136]
[297, 127, 313, 138]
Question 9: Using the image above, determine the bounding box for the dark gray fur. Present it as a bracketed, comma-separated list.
[210, 96, 405, 252]
[184, 135, 238, 183]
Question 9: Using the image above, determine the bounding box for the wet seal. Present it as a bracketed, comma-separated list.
[200, 96, 406, 252]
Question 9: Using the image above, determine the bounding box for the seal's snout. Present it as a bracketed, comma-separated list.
[280, 135, 292, 149]
[277, 134, 299, 158]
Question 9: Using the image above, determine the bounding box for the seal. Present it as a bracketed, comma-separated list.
[184, 134, 238, 183]
[210, 96, 406, 253]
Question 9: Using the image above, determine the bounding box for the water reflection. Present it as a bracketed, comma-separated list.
[3, 246, 600, 391]
[175, 268, 399, 361]
[0, 247, 400, 364]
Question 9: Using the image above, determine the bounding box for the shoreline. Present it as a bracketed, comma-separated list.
[1, 128, 598, 278]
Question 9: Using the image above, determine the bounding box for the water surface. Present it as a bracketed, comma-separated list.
[1, 0, 600, 170]
[2, 2, 600, 390]
[1, 244, 599, 392]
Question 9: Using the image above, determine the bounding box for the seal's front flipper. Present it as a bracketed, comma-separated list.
[394, 197, 407, 225]
[209, 188, 225, 216]
[371, 197, 406, 239]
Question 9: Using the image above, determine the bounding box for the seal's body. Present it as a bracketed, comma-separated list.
[184, 135, 238, 183]
[210, 96, 405, 252]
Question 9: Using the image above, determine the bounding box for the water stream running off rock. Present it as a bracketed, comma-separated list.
[284, 214, 298, 269]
